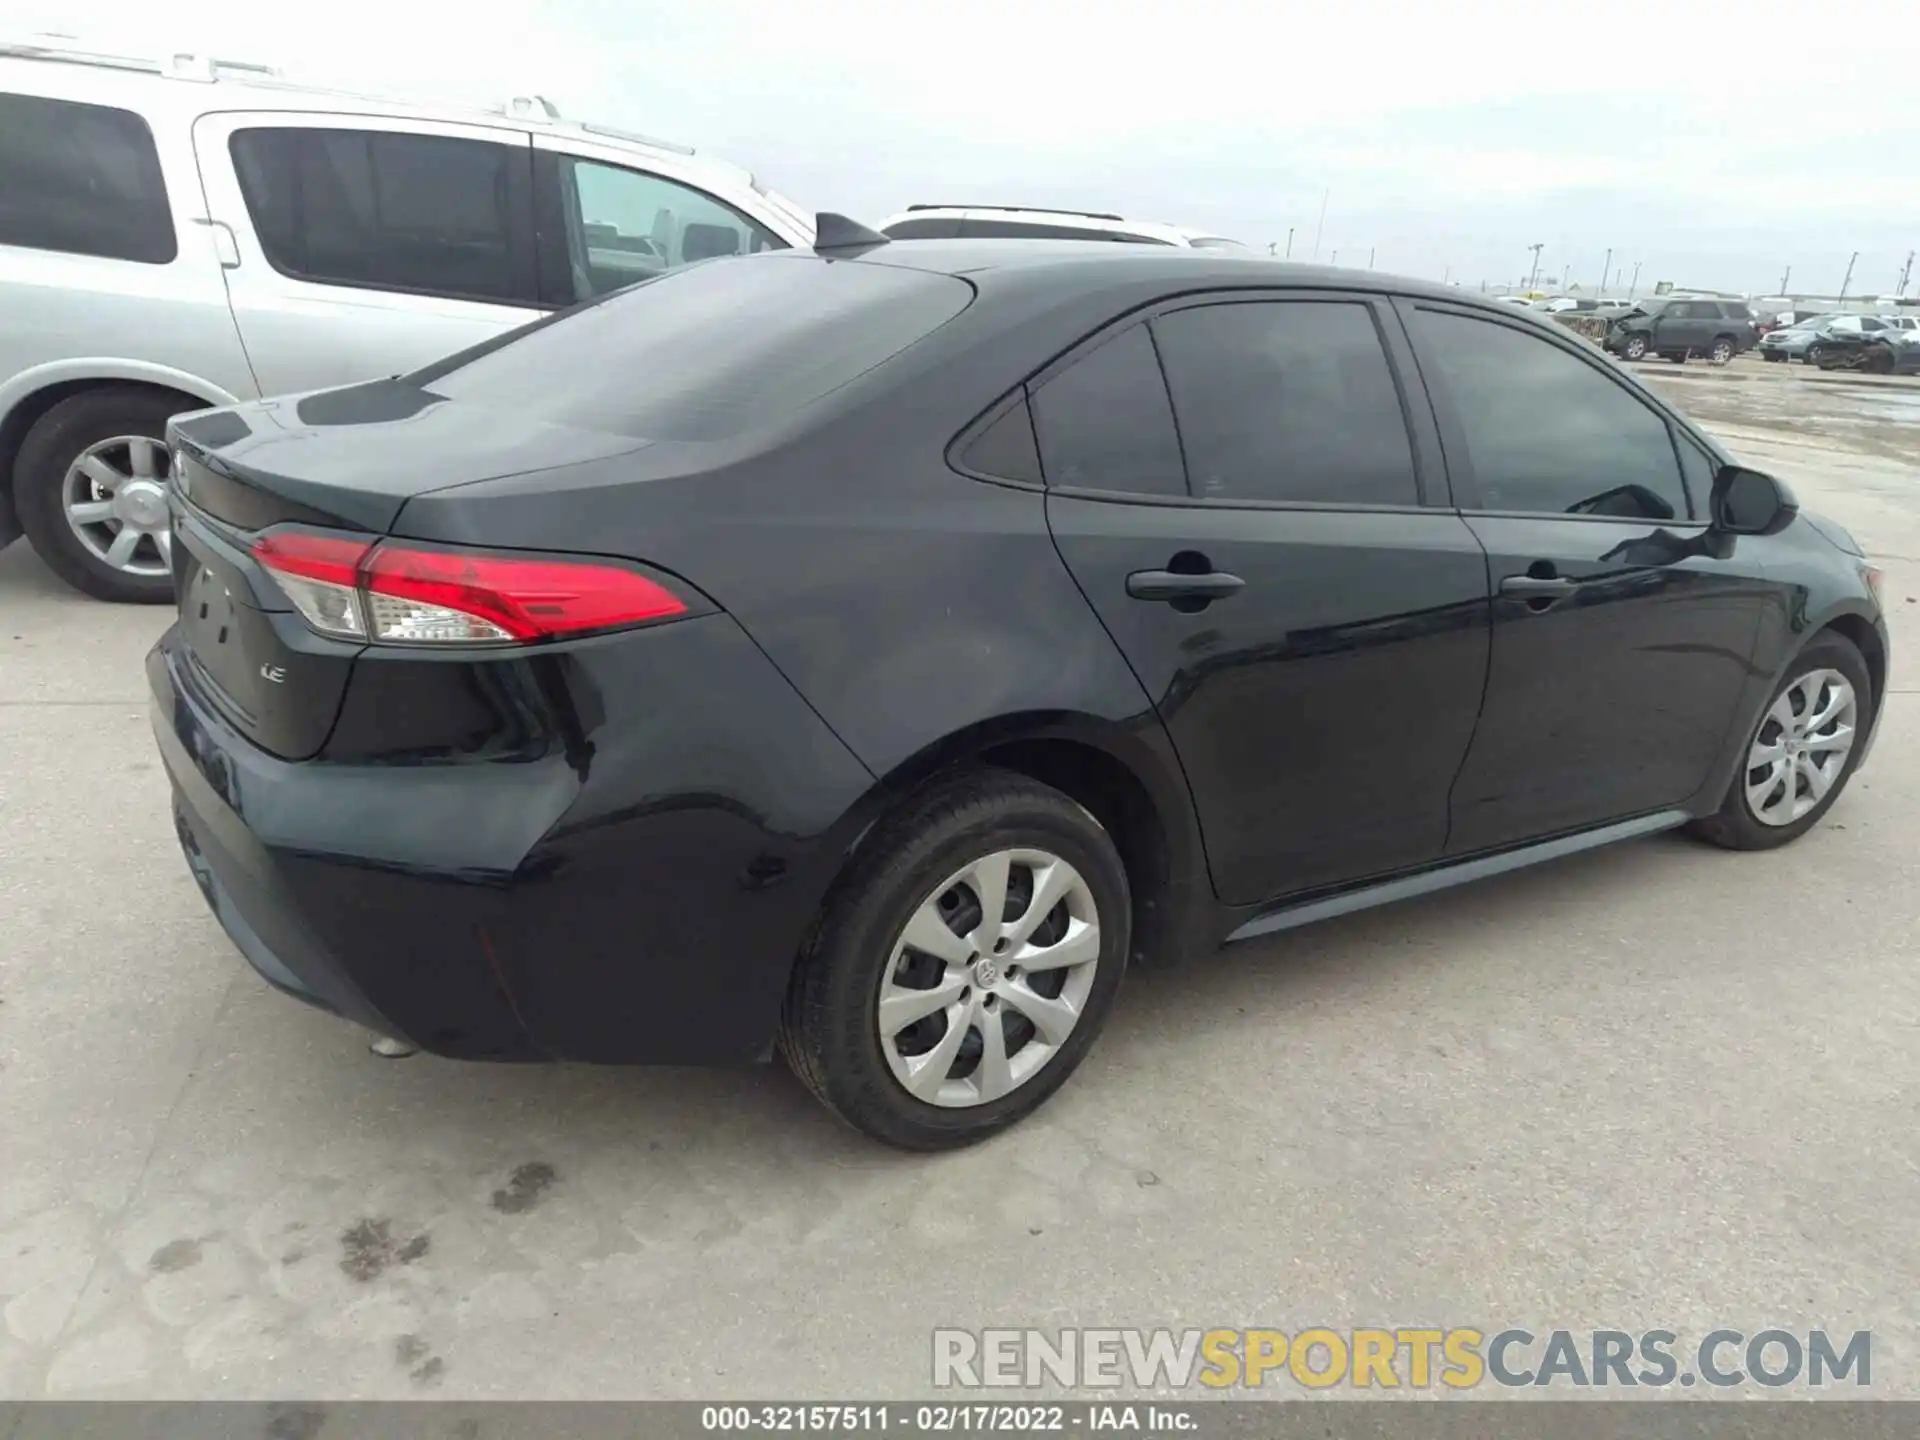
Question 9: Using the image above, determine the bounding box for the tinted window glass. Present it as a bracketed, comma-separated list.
[559, 156, 782, 300]
[1860, 317, 1887, 331]
[1151, 301, 1417, 506]
[1410, 309, 1688, 520]
[0, 93, 175, 263]
[230, 128, 532, 303]
[1031, 326, 1185, 495]
[1724, 302, 1752, 319]
[412, 255, 970, 441]
[881, 217, 963, 239]
[959, 396, 1043, 484]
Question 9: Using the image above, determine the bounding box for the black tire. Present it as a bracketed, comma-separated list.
[1805, 343, 1828, 367]
[1621, 333, 1650, 361]
[1689, 632, 1872, 852]
[14, 387, 188, 603]
[1710, 336, 1736, 364]
[778, 768, 1130, 1150]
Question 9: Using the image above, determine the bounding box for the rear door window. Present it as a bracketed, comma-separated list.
[229, 127, 538, 304]
[1149, 300, 1419, 506]
[412, 255, 971, 441]
[0, 93, 176, 263]
[1029, 325, 1186, 496]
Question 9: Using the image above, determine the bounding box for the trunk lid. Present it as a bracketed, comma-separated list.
[166, 380, 649, 760]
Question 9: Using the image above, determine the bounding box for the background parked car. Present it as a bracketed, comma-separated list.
[1766, 313, 1899, 366]
[1604, 298, 1759, 364]
[0, 35, 815, 602]
[878, 205, 1249, 250]
[1810, 325, 1920, 375]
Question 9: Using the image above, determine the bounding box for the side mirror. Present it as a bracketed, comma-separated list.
[1710, 465, 1797, 536]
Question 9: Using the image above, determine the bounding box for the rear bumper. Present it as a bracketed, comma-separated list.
[149, 613, 876, 1065]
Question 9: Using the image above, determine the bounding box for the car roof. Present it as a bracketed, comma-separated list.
[847, 238, 1525, 317]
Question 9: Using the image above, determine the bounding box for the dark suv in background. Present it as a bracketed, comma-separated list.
[1605, 298, 1760, 364]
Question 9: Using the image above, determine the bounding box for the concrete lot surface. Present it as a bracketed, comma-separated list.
[2, 361, 1917, 1399]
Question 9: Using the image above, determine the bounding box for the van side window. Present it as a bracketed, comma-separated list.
[228, 128, 538, 305]
[0, 93, 176, 264]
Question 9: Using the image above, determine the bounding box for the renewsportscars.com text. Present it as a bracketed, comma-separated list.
[932, 1327, 1871, 1391]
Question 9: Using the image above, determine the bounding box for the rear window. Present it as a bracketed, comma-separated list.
[0, 93, 175, 263]
[411, 255, 972, 441]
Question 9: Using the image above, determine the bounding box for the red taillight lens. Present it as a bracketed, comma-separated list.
[250, 528, 689, 646]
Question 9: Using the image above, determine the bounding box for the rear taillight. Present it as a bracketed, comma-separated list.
[250, 528, 689, 646]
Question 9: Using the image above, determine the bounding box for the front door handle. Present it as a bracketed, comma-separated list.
[1126, 569, 1246, 603]
[1499, 574, 1580, 608]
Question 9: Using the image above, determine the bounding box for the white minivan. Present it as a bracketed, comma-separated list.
[0, 35, 816, 601]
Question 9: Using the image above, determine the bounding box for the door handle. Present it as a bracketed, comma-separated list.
[1126, 569, 1246, 603]
[1499, 574, 1580, 604]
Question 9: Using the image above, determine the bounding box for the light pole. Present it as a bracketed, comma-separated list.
[1838, 250, 1859, 304]
[1778, 264, 1791, 296]
[1526, 243, 1545, 293]
[1599, 247, 1612, 294]
[1628, 260, 1642, 300]
[1285, 227, 1294, 259]
[1331, 249, 1339, 267]
[1311, 188, 1329, 262]
[1899, 250, 1914, 298]
[1368, 247, 1375, 270]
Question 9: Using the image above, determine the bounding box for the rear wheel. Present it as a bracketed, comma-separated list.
[1709, 336, 1736, 365]
[1805, 342, 1829, 367]
[1689, 632, 1871, 851]
[779, 769, 1129, 1150]
[14, 387, 189, 603]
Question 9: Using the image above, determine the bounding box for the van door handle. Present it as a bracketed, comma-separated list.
[1126, 569, 1245, 602]
[195, 218, 241, 268]
[1499, 575, 1579, 598]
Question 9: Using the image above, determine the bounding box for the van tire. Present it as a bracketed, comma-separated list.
[15, 387, 189, 604]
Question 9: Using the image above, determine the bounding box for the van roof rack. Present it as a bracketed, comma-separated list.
[905, 203, 1127, 222]
[0, 32, 282, 81]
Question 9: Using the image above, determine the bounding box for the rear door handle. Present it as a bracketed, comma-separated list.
[1126, 569, 1246, 603]
[1499, 574, 1580, 601]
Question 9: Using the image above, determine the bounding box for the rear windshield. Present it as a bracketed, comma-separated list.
[410, 255, 972, 441]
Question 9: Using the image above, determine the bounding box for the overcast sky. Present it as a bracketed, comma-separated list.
[30, 0, 1920, 296]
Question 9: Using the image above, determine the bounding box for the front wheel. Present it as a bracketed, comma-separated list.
[1621, 333, 1650, 361]
[1805, 343, 1829, 367]
[1689, 633, 1871, 851]
[779, 769, 1131, 1149]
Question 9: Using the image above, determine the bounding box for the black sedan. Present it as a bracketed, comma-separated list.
[153, 221, 1891, 1149]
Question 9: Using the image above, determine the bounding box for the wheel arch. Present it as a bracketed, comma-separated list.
[0, 362, 238, 539]
[823, 710, 1209, 969]
[1819, 609, 1888, 716]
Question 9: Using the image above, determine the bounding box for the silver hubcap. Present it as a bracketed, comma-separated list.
[1626, 338, 1646, 358]
[877, 848, 1101, 1109]
[62, 435, 174, 576]
[1712, 341, 1732, 363]
[1745, 669, 1857, 827]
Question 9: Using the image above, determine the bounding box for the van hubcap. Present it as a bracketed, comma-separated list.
[1745, 669, 1857, 827]
[876, 848, 1101, 1109]
[62, 436, 174, 577]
